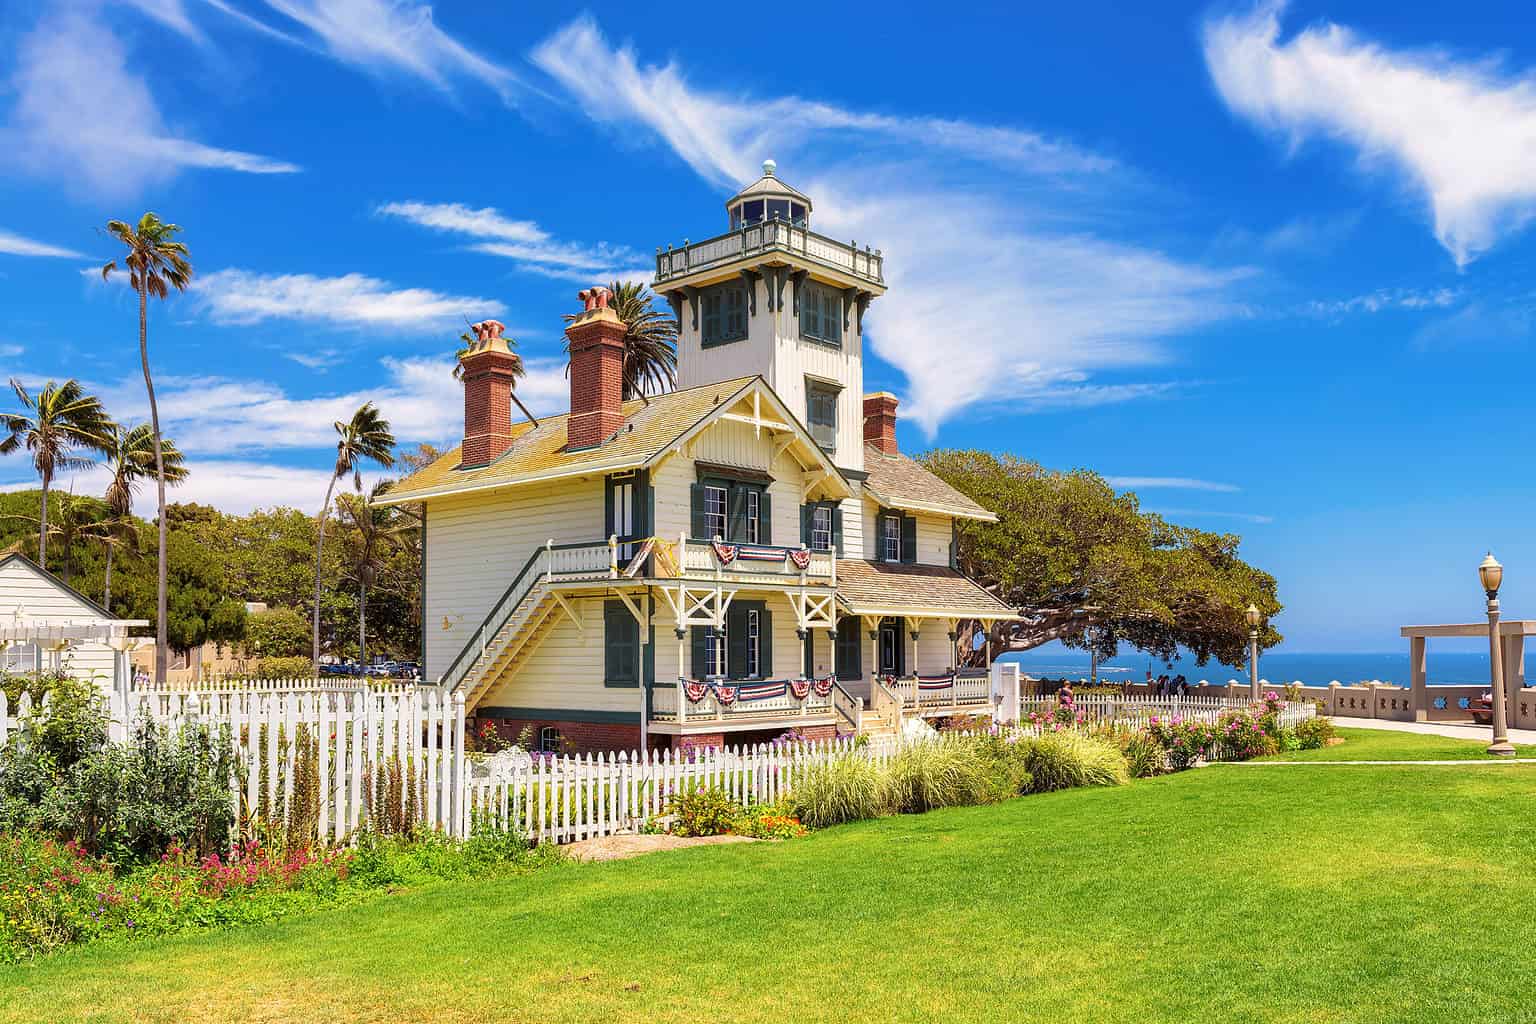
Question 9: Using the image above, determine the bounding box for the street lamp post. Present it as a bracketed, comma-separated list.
[1245, 604, 1262, 701]
[1479, 553, 1516, 757]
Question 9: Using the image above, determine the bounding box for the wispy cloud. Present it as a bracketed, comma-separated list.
[530, 17, 1245, 434]
[1, 7, 299, 197]
[0, 229, 83, 259]
[376, 201, 650, 283]
[1212, 211, 1361, 257]
[192, 269, 505, 330]
[1204, 2, 1536, 266]
[1303, 287, 1461, 317]
[0, 344, 23, 360]
[1106, 476, 1241, 493]
[1150, 508, 1274, 525]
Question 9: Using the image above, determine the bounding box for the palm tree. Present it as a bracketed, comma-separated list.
[313, 403, 396, 668]
[453, 322, 540, 427]
[102, 423, 188, 610]
[0, 379, 114, 570]
[562, 281, 678, 403]
[102, 212, 193, 684]
[0, 492, 113, 587]
[337, 481, 414, 667]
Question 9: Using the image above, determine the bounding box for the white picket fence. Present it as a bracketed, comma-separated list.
[1023, 693, 1255, 726]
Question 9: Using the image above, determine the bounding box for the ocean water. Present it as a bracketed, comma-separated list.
[998, 650, 1512, 688]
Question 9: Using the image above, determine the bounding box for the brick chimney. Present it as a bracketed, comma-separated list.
[564, 287, 626, 450]
[863, 392, 899, 455]
[459, 319, 522, 469]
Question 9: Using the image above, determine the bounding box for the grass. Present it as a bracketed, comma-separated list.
[1255, 725, 1536, 761]
[4, 741, 1536, 1022]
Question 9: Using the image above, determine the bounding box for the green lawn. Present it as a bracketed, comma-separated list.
[4, 732, 1536, 1023]
[1255, 725, 1536, 762]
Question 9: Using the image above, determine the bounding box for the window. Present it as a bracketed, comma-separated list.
[799, 281, 842, 346]
[883, 515, 901, 562]
[604, 601, 639, 687]
[745, 610, 761, 677]
[766, 198, 790, 222]
[704, 484, 727, 539]
[1, 642, 37, 674]
[806, 380, 838, 450]
[745, 490, 760, 543]
[701, 282, 749, 347]
[811, 506, 833, 552]
[741, 199, 764, 225]
[611, 478, 633, 560]
[790, 203, 807, 226]
[538, 727, 563, 753]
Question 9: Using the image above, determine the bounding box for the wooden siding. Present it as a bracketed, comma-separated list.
[0, 559, 120, 686]
[478, 596, 644, 715]
[855, 498, 952, 567]
[423, 477, 604, 680]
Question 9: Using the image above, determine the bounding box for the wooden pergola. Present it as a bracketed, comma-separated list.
[1399, 620, 1534, 725]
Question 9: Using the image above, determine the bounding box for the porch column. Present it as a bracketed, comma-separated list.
[1502, 632, 1525, 729]
[1410, 634, 1428, 723]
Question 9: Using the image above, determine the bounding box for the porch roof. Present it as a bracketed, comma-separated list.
[835, 559, 1019, 620]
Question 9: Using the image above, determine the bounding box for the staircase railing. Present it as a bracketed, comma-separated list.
[831, 680, 862, 733]
[438, 540, 611, 695]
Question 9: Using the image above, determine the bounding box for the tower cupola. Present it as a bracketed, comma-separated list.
[727, 159, 812, 230]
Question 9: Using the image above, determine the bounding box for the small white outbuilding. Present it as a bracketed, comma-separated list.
[0, 553, 146, 705]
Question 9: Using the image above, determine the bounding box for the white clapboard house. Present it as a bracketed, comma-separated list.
[380, 163, 1018, 751]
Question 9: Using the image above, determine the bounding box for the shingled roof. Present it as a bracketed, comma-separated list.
[835, 559, 1017, 619]
[379, 377, 760, 505]
[861, 445, 998, 522]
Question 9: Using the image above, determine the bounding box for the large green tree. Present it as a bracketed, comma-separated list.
[110, 528, 246, 656]
[312, 404, 395, 667]
[336, 481, 416, 666]
[102, 212, 193, 684]
[920, 450, 1281, 669]
[0, 379, 114, 571]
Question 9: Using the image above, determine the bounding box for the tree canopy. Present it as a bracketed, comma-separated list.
[920, 449, 1282, 669]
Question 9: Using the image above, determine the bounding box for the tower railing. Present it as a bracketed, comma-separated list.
[655, 219, 884, 285]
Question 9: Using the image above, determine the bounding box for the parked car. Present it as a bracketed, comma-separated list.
[319, 662, 353, 676]
[365, 662, 396, 678]
[1469, 691, 1494, 725]
[396, 662, 421, 680]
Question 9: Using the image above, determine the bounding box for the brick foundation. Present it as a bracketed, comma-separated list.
[471, 716, 654, 755]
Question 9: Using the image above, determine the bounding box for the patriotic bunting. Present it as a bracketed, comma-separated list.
[789, 678, 811, 700]
[710, 540, 738, 565]
[812, 676, 834, 697]
[788, 549, 813, 570]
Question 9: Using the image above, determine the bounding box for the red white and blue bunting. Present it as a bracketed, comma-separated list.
[679, 677, 831, 704]
[710, 540, 738, 565]
[788, 548, 813, 570]
[916, 674, 955, 691]
[788, 677, 811, 700]
[811, 676, 834, 697]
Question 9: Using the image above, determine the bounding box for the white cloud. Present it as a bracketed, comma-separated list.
[255, 0, 531, 104]
[84, 355, 567, 457]
[0, 344, 23, 359]
[193, 269, 506, 330]
[1203, 1, 1536, 266]
[1105, 477, 1241, 493]
[377, 201, 651, 284]
[530, 18, 1245, 433]
[0, 229, 85, 259]
[2, 7, 299, 197]
[1149, 508, 1275, 526]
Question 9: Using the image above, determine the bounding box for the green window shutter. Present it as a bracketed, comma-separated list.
[800, 503, 812, 546]
[726, 606, 749, 679]
[799, 284, 815, 337]
[604, 602, 637, 687]
[727, 484, 748, 542]
[758, 488, 772, 545]
[759, 605, 773, 676]
[803, 631, 813, 679]
[949, 520, 959, 570]
[900, 515, 917, 564]
[689, 482, 707, 539]
[825, 289, 841, 344]
[832, 504, 844, 556]
[894, 618, 906, 676]
[634, 469, 651, 538]
[603, 475, 615, 539]
[726, 286, 747, 339]
[690, 626, 708, 679]
[835, 617, 861, 681]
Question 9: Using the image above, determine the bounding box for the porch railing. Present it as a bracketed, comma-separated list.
[652, 677, 835, 725]
[885, 672, 993, 713]
[668, 536, 835, 583]
[655, 219, 884, 286]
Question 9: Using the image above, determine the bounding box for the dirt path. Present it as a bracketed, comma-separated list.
[562, 833, 760, 862]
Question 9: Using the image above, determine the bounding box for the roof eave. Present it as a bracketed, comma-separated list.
[374, 453, 653, 506]
[862, 487, 998, 522]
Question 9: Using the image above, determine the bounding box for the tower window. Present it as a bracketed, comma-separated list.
[799, 281, 842, 347]
[741, 199, 764, 226]
[806, 379, 839, 450]
[766, 198, 790, 222]
[701, 282, 749, 347]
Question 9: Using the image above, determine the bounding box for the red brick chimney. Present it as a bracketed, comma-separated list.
[564, 287, 626, 450]
[863, 392, 899, 455]
[459, 319, 522, 469]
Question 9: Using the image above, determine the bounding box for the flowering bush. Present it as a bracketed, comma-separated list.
[664, 788, 743, 837]
[1295, 715, 1336, 750]
[1145, 715, 1218, 771]
[1214, 710, 1278, 761]
[733, 800, 809, 840]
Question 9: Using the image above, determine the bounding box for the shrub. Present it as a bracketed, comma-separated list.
[885, 741, 991, 814]
[1024, 732, 1129, 793]
[0, 670, 69, 705]
[1213, 711, 1279, 761]
[791, 754, 888, 828]
[733, 799, 809, 839]
[252, 656, 313, 680]
[0, 690, 236, 866]
[1146, 716, 1218, 771]
[971, 733, 1033, 799]
[664, 788, 743, 837]
[1295, 715, 1336, 750]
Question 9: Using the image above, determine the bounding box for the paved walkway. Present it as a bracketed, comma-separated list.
[1329, 715, 1536, 745]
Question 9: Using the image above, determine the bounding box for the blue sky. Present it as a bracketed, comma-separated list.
[3, 0, 1536, 654]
